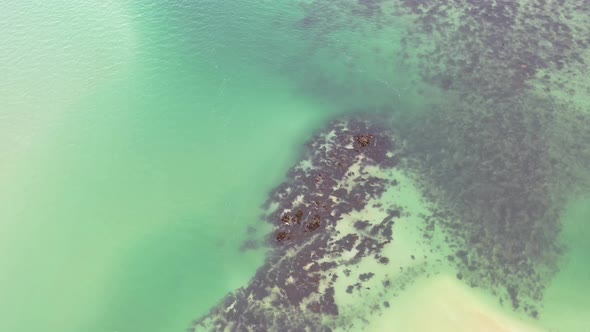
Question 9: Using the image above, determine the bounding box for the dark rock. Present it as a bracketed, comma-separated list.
[359, 272, 375, 282]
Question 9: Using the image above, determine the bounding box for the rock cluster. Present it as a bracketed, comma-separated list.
[190, 114, 401, 332]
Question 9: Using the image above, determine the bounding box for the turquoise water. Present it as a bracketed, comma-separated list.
[0, 2, 333, 331]
[1, 1, 589, 331]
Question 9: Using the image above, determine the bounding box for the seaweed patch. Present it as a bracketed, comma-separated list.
[293, 0, 590, 101]
[189, 1, 590, 329]
[290, 0, 590, 319]
[190, 113, 404, 331]
[398, 93, 590, 318]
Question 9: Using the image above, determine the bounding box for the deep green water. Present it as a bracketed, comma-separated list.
[1, 1, 589, 331]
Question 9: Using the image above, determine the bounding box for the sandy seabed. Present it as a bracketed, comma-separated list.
[365, 274, 544, 332]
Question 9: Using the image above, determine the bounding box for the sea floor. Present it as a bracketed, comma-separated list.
[1, 0, 589, 331]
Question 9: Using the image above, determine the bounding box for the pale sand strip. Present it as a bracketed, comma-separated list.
[364, 274, 545, 332]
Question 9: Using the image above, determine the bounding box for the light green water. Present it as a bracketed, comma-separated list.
[541, 196, 590, 332]
[1, 1, 589, 331]
[0, 1, 324, 331]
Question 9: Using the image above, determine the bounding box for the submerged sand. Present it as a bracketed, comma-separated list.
[364, 275, 544, 332]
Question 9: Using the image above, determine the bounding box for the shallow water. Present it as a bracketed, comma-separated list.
[1, 0, 589, 331]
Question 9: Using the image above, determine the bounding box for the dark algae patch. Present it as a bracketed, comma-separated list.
[190, 0, 590, 329]
[394, 0, 590, 99]
[289, 0, 590, 321]
[190, 114, 401, 331]
[359, 272, 375, 282]
[399, 92, 590, 318]
[292, 0, 590, 102]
